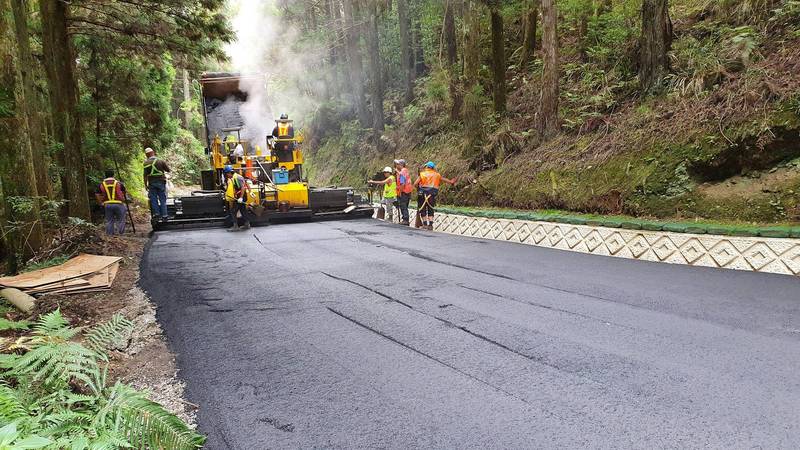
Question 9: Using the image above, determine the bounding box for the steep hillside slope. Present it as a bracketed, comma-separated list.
[305, 1, 800, 224]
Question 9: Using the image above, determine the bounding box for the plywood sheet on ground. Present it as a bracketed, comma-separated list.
[26, 278, 90, 294]
[0, 254, 121, 289]
[32, 262, 120, 295]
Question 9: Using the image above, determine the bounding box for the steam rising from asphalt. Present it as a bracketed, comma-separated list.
[227, 0, 329, 147]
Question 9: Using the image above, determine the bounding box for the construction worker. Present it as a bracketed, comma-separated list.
[225, 135, 240, 164]
[224, 165, 251, 231]
[95, 169, 127, 235]
[272, 113, 294, 139]
[143, 147, 171, 222]
[414, 161, 456, 230]
[394, 159, 412, 225]
[368, 167, 397, 222]
[271, 113, 294, 157]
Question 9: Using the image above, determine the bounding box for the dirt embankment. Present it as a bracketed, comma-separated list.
[8, 215, 198, 426]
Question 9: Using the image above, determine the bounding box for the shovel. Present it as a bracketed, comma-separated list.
[415, 194, 431, 229]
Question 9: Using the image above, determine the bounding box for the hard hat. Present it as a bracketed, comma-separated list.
[223, 165, 234, 173]
[425, 161, 436, 169]
[145, 147, 154, 155]
[280, 113, 288, 120]
[383, 166, 393, 173]
[393, 159, 406, 166]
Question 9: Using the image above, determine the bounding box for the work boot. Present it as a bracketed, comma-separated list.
[227, 224, 240, 232]
[242, 222, 251, 230]
[400, 220, 410, 226]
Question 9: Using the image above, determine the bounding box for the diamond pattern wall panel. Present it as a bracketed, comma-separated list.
[428, 212, 800, 276]
[370, 207, 799, 275]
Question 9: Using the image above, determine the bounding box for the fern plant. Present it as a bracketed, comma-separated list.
[0, 310, 205, 449]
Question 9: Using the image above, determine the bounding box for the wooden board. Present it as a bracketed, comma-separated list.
[0, 254, 121, 289]
[107, 262, 120, 285]
[36, 265, 114, 295]
[26, 277, 90, 294]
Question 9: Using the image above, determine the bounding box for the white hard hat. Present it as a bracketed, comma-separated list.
[383, 166, 393, 173]
[145, 147, 155, 154]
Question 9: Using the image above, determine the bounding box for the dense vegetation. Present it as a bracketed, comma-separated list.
[0, 0, 230, 271]
[0, 1, 232, 446]
[0, 310, 205, 448]
[258, 0, 800, 225]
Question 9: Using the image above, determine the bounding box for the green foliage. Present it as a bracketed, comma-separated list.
[668, 25, 760, 96]
[424, 71, 449, 104]
[0, 422, 52, 449]
[22, 256, 69, 274]
[0, 86, 13, 118]
[163, 129, 208, 185]
[771, 1, 800, 35]
[0, 310, 204, 449]
[403, 104, 425, 123]
[0, 319, 30, 332]
[84, 315, 133, 355]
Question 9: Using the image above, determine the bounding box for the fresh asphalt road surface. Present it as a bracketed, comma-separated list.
[141, 218, 800, 449]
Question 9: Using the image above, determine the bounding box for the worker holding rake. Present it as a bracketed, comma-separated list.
[414, 161, 456, 230]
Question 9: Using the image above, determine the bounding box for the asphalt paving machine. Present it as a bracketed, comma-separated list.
[153, 72, 373, 230]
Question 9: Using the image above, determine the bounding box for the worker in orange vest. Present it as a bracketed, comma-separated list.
[95, 169, 128, 235]
[394, 159, 413, 225]
[414, 161, 456, 230]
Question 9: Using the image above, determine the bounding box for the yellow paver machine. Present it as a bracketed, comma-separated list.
[155, 72, 373, 230]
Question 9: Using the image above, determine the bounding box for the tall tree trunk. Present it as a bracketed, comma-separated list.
[444, 0, 461, 120]
[364, 0, 384, 133]
[182, 68, 192, 129]
[341, 0, 370, 127]
[1, 0, 43, 269]
[40, 0, 89, 219]
[329, 0, 350, 101]
[397, 0, 414, 103]
[412, 19, 428, 76]
[489, 3, 506, 115]
[11, 0, 51, 200]
[577, 1, 589, 60]
[538, 0, 559, 137]
[639, 0, 671, 93]
[462, 0, 481, 157]
[520, 0, 538, 68]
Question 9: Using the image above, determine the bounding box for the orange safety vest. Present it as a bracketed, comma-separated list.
[102, 179, 123, 204]
[418, 169, 442, 189]
[397, 168, 413, 195]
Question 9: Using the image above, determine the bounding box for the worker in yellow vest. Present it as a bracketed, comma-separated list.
[95, 169, 127, 235]
[224, 165, 251, 231]
[143, 147, 171, 222]
[271, 113, 295, 157]
[368, 167, 397, 222]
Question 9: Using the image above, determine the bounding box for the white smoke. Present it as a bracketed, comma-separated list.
[226, 0, 329, 149]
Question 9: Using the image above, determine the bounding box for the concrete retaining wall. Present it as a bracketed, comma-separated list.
[376, 206, 800, 276]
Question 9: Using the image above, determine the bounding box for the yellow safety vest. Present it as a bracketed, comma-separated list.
[102, 180, 122, 204]
[277, 123, 291, 137]
[225, 174, 246, 201]
[144, 158, 164, 176]
[383, 175, 397, 199]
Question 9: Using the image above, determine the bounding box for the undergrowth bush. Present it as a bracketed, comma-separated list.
[0, 310, 205, 449]
[668, 25, 759, 96]
[163, 129, 208, 186]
